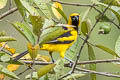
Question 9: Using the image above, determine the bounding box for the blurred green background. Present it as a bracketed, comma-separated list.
[0, 0, 120, 80]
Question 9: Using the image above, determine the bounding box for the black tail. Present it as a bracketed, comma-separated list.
[13, 50, 28, 61]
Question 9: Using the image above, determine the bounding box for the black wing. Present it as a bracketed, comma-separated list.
[45, 31, 74, 44]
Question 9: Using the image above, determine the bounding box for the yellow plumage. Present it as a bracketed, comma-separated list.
[40, 13, 80, 58]
[40, 31, 77, 58]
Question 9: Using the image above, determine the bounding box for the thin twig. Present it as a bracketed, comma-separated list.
[30, 59, 36, 80]
[109, 19, 120, 29]
[10, 67, 30, 80]
[0, 42, 7, 51]
[17, 67, 30, 76]
[37, 34, 40, 44]
[0, 7, 18, 20]
[67, 59, 120, 65]
[59, 65, 120, 79]
[1, 50, 12, 56]
[30, 69, 33, 80]
[75, 67, 120, 78]
[13, 50, 28, 61]
[92, 6, 120, 29]
[79, 36, 95, 47]
[20, 58, 120, 66]
[9, 0, 12, 10]
[21, 60, 52, 65]
[58, 72, 71, 80]
[40, 25, 54, 32]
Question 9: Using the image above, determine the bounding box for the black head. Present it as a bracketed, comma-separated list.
[71, 15, 79, 27]
[68, 13, 80, 31]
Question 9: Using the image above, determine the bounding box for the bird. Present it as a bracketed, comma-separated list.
[13, 13, 80, 62]
[40, 13, 80, 62]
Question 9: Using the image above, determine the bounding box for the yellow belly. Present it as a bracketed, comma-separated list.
[40, 42, 73, 58]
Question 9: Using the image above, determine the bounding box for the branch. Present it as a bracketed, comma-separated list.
[20, 60, 52, 65]
[52, 0, 96, 7]
[75, 67, 120, 78]
[10, 67, 30, 80]
[0, 7, 18, 20]
[9, 0, 12, 10]
[1, 50, 12, 56]
[59, 61, 120, 79]
[93, 7, 120, 29]
[110, 20, 120, 29]
[13, 58, 120, 80]
[0, 42, 7, 51]
[17, 67, 30, 76]
[66, 59, 120, 65]
[79, 36, 95, 47]
[18, 59, 120, 79]
[20, 58, 120, 65]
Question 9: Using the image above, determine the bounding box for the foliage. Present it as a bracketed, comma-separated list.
[0, 0, 120, 80]
[0, 0, 7, 9]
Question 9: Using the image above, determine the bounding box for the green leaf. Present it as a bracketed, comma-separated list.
[65, 37, 81, 60]
[34, 0, 52, 19]
[0, 58, 23, 65]
[14, 0, 30, 23]
[88, 44, 96, 80]
[39, 75, 49, 80]
[11, 22, 35, 45]
[0, 31, 6, 36]
[96, 45, 119, 57]
[115, 34, 120, 56]
[63, 73, 85, 80]
[0, 36, 16, 42]
[110, 7, 120, 25]
[20, 0, 39, 16]
[81, 19, 91, 36]
[42, 19, 54, 31]
[54, 7, 68, 23]
[0, 0, 7, 9]
[39, 24, 68, 45]
[0, 54, 10, 62]
[27, 43, 39, 59]
[54, 59, 64, 79]
[97, 2, 120, 25]
[25, 72, 38, 79]
[100, 0, 120, 7]
[110, 6, 120, 20]
[0, 64, 20, 79]
[95, 14, 110, 22]
[54, 59, 64, 73]
[0, 53, 5, 57]
[81, 21, 88, 36]
[82, 8, 92, 21]
[29, 15, 45, 36]
[37, 64, 56, 78]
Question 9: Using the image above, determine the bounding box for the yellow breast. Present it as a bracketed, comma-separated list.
[40, 30, 77, 58]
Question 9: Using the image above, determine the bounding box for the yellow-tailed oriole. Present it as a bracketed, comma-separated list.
[13, 13, 80, 62]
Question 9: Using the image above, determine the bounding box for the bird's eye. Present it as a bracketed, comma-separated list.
[76, 16, 79, 19]
[71, 16, 79, 21]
